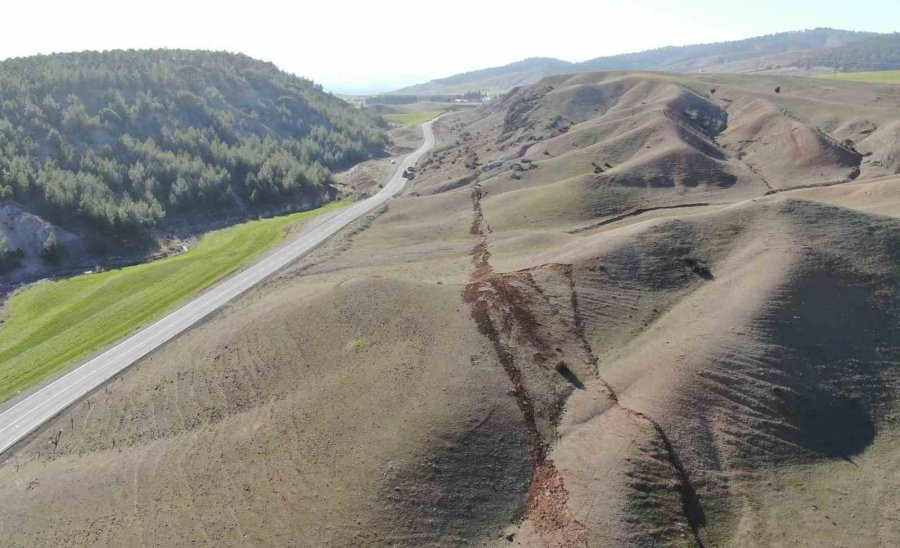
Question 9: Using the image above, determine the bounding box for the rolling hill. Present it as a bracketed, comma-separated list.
[2, 71, 899, 545]
[395, 28, 879, 96]
[0, 50, 387, 278]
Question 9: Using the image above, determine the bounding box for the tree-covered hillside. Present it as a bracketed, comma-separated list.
[794, 33, 900, 72]
[0, 50, 387, 247]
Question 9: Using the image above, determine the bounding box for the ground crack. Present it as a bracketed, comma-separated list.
[463, 181, 587, 544]
[463, 180, 704, 545]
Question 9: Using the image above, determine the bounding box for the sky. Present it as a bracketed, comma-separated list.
[2, 0, 897, 94]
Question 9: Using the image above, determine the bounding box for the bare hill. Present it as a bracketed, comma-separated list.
[1, 72, 900, 546]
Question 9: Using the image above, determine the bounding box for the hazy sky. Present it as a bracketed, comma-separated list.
[3, 0, 897, 93]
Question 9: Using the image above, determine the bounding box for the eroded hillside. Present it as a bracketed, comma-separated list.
[1, 72, 899, 546]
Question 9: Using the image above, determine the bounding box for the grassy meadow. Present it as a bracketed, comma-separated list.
[0, 201, 349, 402]
[814, 70, 900, 84]
[383, 111, 441, 128]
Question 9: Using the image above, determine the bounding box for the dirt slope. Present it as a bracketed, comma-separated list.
[1, 72, 899, 546]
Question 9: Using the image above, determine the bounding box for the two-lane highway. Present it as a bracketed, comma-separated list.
[0, 117, 441, 457]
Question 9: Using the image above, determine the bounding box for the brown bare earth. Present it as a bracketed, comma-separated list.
[1, 72, 899, 546]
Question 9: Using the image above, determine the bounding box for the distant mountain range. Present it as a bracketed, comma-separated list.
[395, 28, 889, 96]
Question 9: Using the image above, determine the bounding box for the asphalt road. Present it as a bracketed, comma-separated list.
[0, 117, 441, 457]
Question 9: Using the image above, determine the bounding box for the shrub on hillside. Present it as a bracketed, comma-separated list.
[39, 232, 66, 264]
[0, 235, 24, 273]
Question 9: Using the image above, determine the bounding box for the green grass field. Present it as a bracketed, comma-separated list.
[815, 70, 900, 84]
[383, 111, 440, 128]
[0, 201, 349, 403]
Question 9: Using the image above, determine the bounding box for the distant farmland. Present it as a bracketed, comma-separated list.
[383, 111, 441, 128]
[815, 70, 900, 84]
